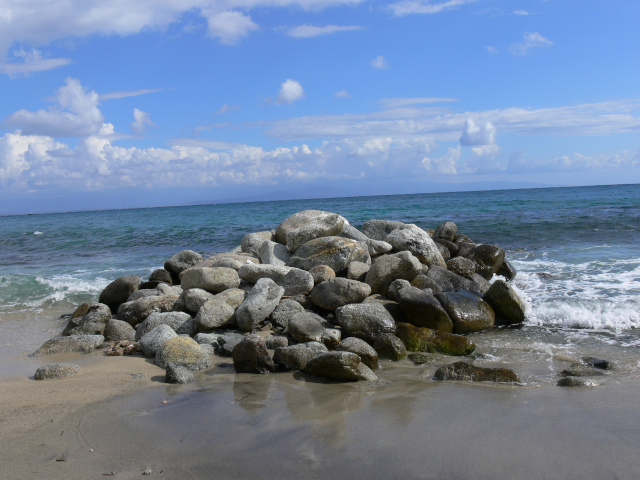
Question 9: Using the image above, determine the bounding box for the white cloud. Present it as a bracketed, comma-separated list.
[131, 109, 155, 135]
[203, 10, 258, 45]
[215, 103, 241, 114]
[334, 90, 351, 98]
[460, 118, 496, 146]
[486, 45, 498, 54]
[0, 48, 70, 77]
[371, 55, 389, 69]
[378, 97, 457, 109]
[276, 79, 305, 105]
[388, 0, 478, 17]
[509, 31, 553, 55]
[513, 9, 530, 15]
[4, 77, 104, 137]
[100, 88, 166, 101]
[287, 24, 362, 38]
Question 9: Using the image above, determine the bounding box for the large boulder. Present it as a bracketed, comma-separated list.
[269, 298, 305, 329]
[410, 274, 442, 294]
[237, 264, 314, 296]
[483, 280, 526, 325]
[363, 239, 393, 257]
[335, 337, 379, 370]
[104, 319, 136, 342]
[181, 288, 216, 313]
[165, 363, 196, 384]
[433, 222, 457, 242]
[273, 342, 328, 370]
[196, 298, 236, 331]
[193, 252, 258, 270]
[373, 333, 407, 360]
[34, 363, 80, 380]
[116, 295, 180, 326]
[361, 219, 405, 241]
[259, 240, 292, 266]
[217, 333, 246, 357]
[434, 361, 520, 383]
[304, 351, 378, 382]
[99, 276, 140, 313]
[426, 265, 484, 294]
[309, 265, 335, 285]
[288, 312, 327, 343]
[232, 334, 275, 374]
[446, 257, 477, 278]
[276, 210, 347, 252]
[62, 303, 112, 336]
[310, 278, 372, 311]
[497, 259, 517, 281]
[155, 336, 211, 370]
[335, 303, 396, 344]
[288, 236, 370, 274]
[135, 311, 193, 340]
[180, 267, 240, 293]
[339, 223, 370, 242]
[164, 250, 203, 283]
[395, 323, 475, 356]
[33, 335, 104, 356]
[395, 286, 453, 332]
[365, 251, 422, 295]
[236, 278, 284, 331]
[139, 324, 177, 357]
[149, 269, 172, 285]
[362, 295, 407, 323]
[435, 290, 495, 333]
[241, 230, 275, 257]
[347, 261, 370, 282]
[463, 244, 505, 280]
[385, 224, 446, 268]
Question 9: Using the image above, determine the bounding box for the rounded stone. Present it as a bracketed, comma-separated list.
[34, 363, 80, 380]
[155, 336, 211, 370]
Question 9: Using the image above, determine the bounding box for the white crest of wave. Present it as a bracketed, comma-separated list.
[33, 231, 44, 235]
[33, 274, 110, 305]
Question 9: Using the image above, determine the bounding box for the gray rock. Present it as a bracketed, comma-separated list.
[347, 261, 370, 282]
[434, 361, 520, 383]
[455, 234, 474, 245]
[139, 324, 178, 357]
[396, 323, 475, 356]
[309, 265, 336, 285]
[433, 221, 457, 242]
[336, 337, 379, 370]
[157, 284, 183, 296]
[165, 363, 196, 384]
[288, 236, 370, 274]
[135, 311, 193, 340]
[361, 219, 405, 241]
[155, 336, 211, 370]
[180, 267, 241, 293]
[276, 210, 347, 253]
[365, 251, 422, 296]
[335, 303, 396, 344]
[116, 295, 180, 326]
[469, 273, 491, 295]
[387, 279, 412, 301]
[259, 240, 292, 266]
[310, 278, 372, 311]
[236, 278, 284, 331]
[104, 319, 136, 342]
[63, 303, 112, 336]
[561, 363, 607, 377]
[194, 332, 223, 346]
[362, 295, 407, 323]
[339, 223, 370, 242]
[99, 276, 140, 313]
[33, 335, 104, 356]
[363, 239, 393, 257]
[385, 224, 446, 268]
[283, 268, 315, 296]
[264, 335, 289, 350]
[176, 317, 197, 336]
[270, 299, 305, 329]
[241, 230, 275, 257]
[149, 269, 172, 285]
[446, 257, 477, 278]
[195, 298, 236, 331]
[288, 312, 327, 343]
[322, 328, 342, 348]
[182, 288, 216, 313]
[34, 363, 80, 380]
[557, 376, 600, 387]
[217, 333, 246, 356]
[464, 244, 506, 280]
[273, 342, 328, 370]
[435, 290, 495, 334]
[304, 351, 378, 382]
[436, 239, 459, 257]
[164, 250, 203, 282]
[194, 252, 258, 270]
[434, 242, 451, 262]
[407, 353, 434, 365]
[396, 286, 453, 332]
[127, 289, 159, 302]
[426, 265, 483, 293]
[373, 333, 407, 360]
[497, 259, 517, 281]
[483, 279, 526, 325]
[582, 357, 612, 370]
[238, 264, 314, 296]
[233, 334, 275, 374]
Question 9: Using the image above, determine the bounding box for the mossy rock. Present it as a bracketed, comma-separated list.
[395, 323, 475, 356]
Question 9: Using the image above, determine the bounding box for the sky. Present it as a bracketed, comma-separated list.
[0, 0, 639, 214]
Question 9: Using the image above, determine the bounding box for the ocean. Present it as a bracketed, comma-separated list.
[1, 184, 640, 382]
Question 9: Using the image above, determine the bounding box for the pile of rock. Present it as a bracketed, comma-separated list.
[34, 210, 527, 384]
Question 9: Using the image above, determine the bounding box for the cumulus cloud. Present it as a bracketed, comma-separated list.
[460, 118, 496, 146]
[203, 10, 258, 44]
[131, 109, 155, 135]
[4, 77, 104, 137]
[287, 24, 362, 38]
[388, 0, 478, 17]
[509, 32, 553, 55]
[0, 48, 70, 77]
[276, 79, 305, 105]
[334, 90, 351, 98]
[371, 55, 389, 69]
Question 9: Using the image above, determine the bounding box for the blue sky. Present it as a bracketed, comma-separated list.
[1, 0, 639, 214]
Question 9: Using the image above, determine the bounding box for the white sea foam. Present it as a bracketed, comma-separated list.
[33, 231, 44, 235]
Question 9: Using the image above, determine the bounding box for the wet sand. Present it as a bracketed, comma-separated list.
[2, 350, 640, 480]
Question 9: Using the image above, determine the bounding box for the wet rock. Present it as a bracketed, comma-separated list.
[434, 361, 520, 383]
[165, 363, 196, 384]
[396, 323, 475, 356]
[396, 286, 453, 332]
[276, 210, 346, 253]
[139, 324, 177, 357]
[433, 222, 457, 242]
[236, 278, 285, 331]
[385, 224, 446, 268]
[464, 244, 505, 280]
[310, 278, 372, 311]
[264, 334, 289, 350]
[273, 342, 328, 370]
[387, 279, 412, 301]
[469, 274, 491, 295]
[557, 376, 600, 387]
[336, 337, 379, 370]
[335, 303, 396, 344]
[196, 298, 236, 331]
[426, 266, 483, 294]
[233, 334, 275, 374]
[135, 311, 192, 340]
[270, 299, 305, 329]
[309, 265, 336, 285]
[259, 240, 292, 266]
[104, 319, 136, 342]
[365, 251, 422, 295]
[435, 290, 495, 334]
[483, 280, 526, 325]
[361, 219, 405, 241]
[288, 312, 327, 343]
[436, 239, 459, 257]
[362, 295, 406, 323]
[561, 363, 607, 377]
[164, 250, 203, 283]
[63, 303, 112, 336]
[99, 276, 140, 313]
[582, 357, 612, 370]
[155, 336, 211, 370]
[454, 234, 474, 245]
[446, 257, 477, 278]
[218, 333, 246, 356]
[180, 267, 241, 294]
[241, 230, 276, 257]
[34, 363, 80, 380]
[373, 333, 407, 360]
[408, 353, 434, 365]
[347, 261, 370, 282]
[410, 274, 442, 294]
[33, 335, 104, 356]
[497, 259, 517, 281]
[116, 295, 180, 326]
[289, 236, 370, 274]
[304, 351, 378, 382]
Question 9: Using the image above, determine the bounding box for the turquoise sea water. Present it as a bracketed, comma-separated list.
[1, 184, 639, 377]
